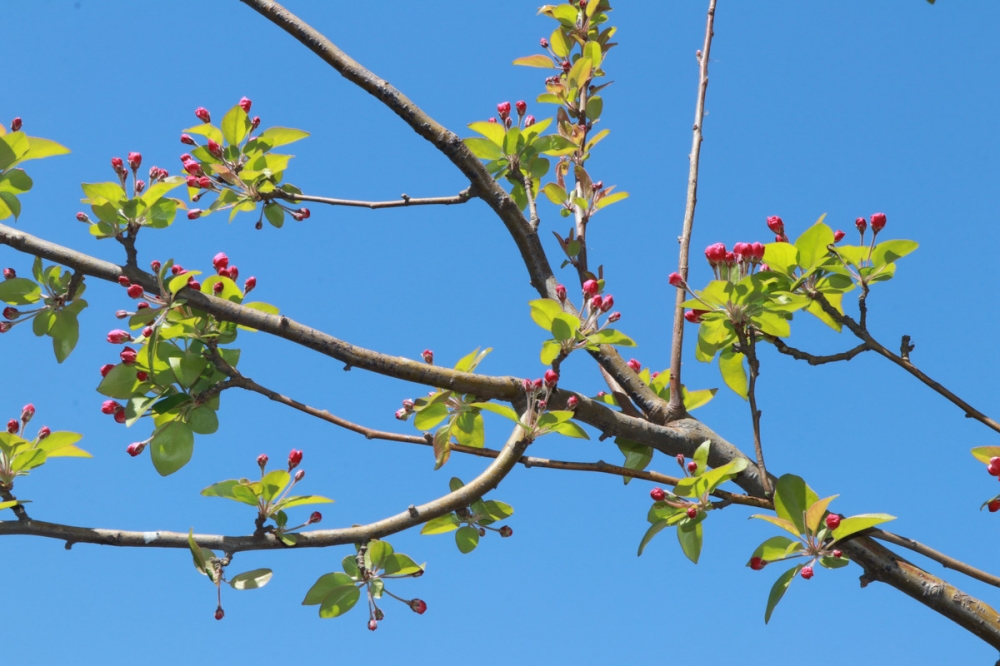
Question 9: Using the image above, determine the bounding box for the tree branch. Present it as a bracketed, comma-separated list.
[766, 336, 871, 365]
[869, 528, 1000, 590]
[736, 327, 772, 496]
[269, 187, 473, 210]
[668, 0, 716, 418]
[0, 425, 530, 553]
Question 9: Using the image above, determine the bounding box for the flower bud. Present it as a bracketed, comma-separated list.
[7, 419, 18, 433]
[368, 619, 378, 631]
[668, 272, 684, 288]
[251, 116, 261, 129]
[555, 284, 566, 301]
[870, 212, 886, 233]
[212, 252, 229, 272]
[101, 400, 120, 415]
[607, 311, 621, 323]
[487, 117, 497, 124]
[212, 281, 224, 294]
[0, 321, 11, 333]
[308, 511, 322, 525]
[187, 209, 202, 220]
[120, 347, 138, 364]
[299, 208, 311, 219]
[582, 279, 599, 297]
[186, 278, 200, 291]
[749, 556, 766, 570]
[766, 215, 784, 235]
[497, 101, 511, 118]
[198, 176, 213, 189]
[215, 607, 225, 621]
[10, 117, 22, 132]
[524, 115, 536, 127]
[544, 369, 559, 386]
[195, 107, 211, 123]
[855, 217, 867, 234]
[832, 549, 844, 558]
[833, 229, 845, 242]
[627, 358, 641, 373]
[180, 133, 196, 145]
[504, 117, 513, 129]
[590, 294, 603, 310]
[183, 161, 202, 176]
[141, 326, 154, 338]
[533, 378, 544, 390]
[111, 156, 125, 173]
[422, 349, 434, 364]
[137, 302, 149, 310]
[800, 566, 814, 580]
[684, 309, 707, 324]
[686, 505, 698, 519]
[825, 514, 841, 530]
[600, 294, 614, 312]
[127, 284, 144, 299]
[135, 179, 146, 193]
[536, 400, 547, 411]
[294, 469, 305, 482]
[3, 268, 15, 280]
[566, 395, 578, 409]
[76, 212, 90, 223]
[515, 100, 527, 116]
[650, 487, 666, 502]
[207, 139, 223, 157]
[687, 461, 697, 474]
[395, 408, 408, 420]
[704, 243, 727, 266]
[136, 371, 148, 382]
[244, 276, 257, 293]
[2, 306, 18, 320]
[38, 426, 51, 440]
[127, 441, 145, 457]
[288, 448, 303, 469]
[107, 329, 132, 344]
[100, 364, 115, 377]
[522, 378, 534, 393]
[21, 403, 35, 423]
[540, 37, 549, 48]
[676, 454, 685, 467]
[499, 525, 513, 537]
[127, 152, 142, 170]
[239, 97, 252, 113]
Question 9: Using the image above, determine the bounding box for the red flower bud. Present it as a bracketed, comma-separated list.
[114, 309, 127, 319]
[988, 458, 1000, 476]
[10, 117, 22, 132]
[749, 556, 766, 571]
[212, 281, 224, 294]
[127, 284, 144, 299]
[127, 152, 142, 170]
[704, 242, 727, 265]
[825, 514, 841, 530]
[225, 266, 238, 281]
[686, 505, 698, 519]
[107, 329, 132, 344]
[135, 180, 146, 193]
[751, 241, 766, 261]
[288, 448, 303, 469]
[566, 395, 578, 409]
[684, 309, 707, 324]
[212, 252, 229, 272]
[504, 117, 513, 129]
[21, 403, 35, 422]
[650, 487, 666, 502]
[111, 156, 124, 172]
[410, 599, 427, 614]
[120, 346, 138, 365]
[487, 118, 497, 124]
[766, 215, 784, 235]
[499, 525, 513, 537]
[555, 284, 566, 301]
[422, 349, 434, 364]
[101, 400, 120, 415]
[676, 454, 686, 466]
[3, 268, 15, 280]
[524, 115, 536, 127]
[7, 419, 18, 433]
[687, 461, 697, 474]
[141, 326, 153, 338]
[540, 37, 549, 48]
[590, 294, 603, 310]
[238, 97, 252, 113]
[582, 279, 599, 297]
[118, 276, 131, 287]
[627, 358, 641, 373]
[127, 441, 145, 457]
[244, 276, 257, 293]
[855, 217, 867, 234]
[607, 311, 621, 323]
[137, 302, 149, 310]
[544, 369, 559, 386]
[195, 107, 211, 123]
[368, 619, 378, 631]
[198, 176, 213, 189]
[187, 278, 200, 291]
[0, 321, 11, 333]
[180, 133, 196, 146]
[253, 454, 268, 470]
[497, 101, 511, 118]
[515, 100, 527, 116]
[299, 208, 311, 219]
[207, 139, 222, 157]
[185, 176, 199, 188]
[308, 511, 322, 524]
[100, 363, 115, 377]
[171, 264, 185, 276]
[187, 209, 202, 220]
[800, 566, 814, 580]
[870, 212, 886, 233]
[183, 160, 202, 176]
[38, 426, 50, 440]
[832, 549, 844, 558]
[136, 371, 148, 381]
[76, 212, 90, 223]
[536, 399, 547, 411]
[2, 306, 18, 320]
[215, 607, 225, 621]
[561, 60, 571, 72]
[599, 294, 614, 312]
[668, 272, 684, 287]
[833, 229, 845, 242]
[251, 116, 261, 129]
[533, 378, 544, 390]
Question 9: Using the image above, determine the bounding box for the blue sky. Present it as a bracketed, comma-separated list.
[3, 1, 1000, 664]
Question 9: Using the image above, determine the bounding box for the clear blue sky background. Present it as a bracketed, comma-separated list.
[3, 1, 1000, 664]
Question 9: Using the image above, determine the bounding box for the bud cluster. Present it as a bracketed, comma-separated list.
[488, 100, 534, 130]
[704, 241, 765, 281]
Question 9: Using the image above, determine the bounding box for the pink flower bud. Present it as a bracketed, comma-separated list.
[668, 272, 684, 287]
[127, 152, 142, 170]
[825, 514, 841, 530]
[120, 346, 138, 364]
[522, 378, 534, 393]
[137, 302, 149, 310]
[410, 599, 427, 614]
[207, 139, 223, 157]
[766, 215, 784, 235]
[198, 176, 213, 189]
[870, 212, 886, 233]
[650, 487, 666, 502]
[684, 309, 708, 324]
[118, 276, 132, 287]
[308, 511, 322, 525]
[21, 403, 35, 422]
[544, 369, 559, 386]
[135, 179, 146, 193]
[101, 400, 120, 415]
[76, 212, 90, 223]
[515, 100, 527, 116]
[187, 278, 200, 291]
[395, 408, 408, 420]
[855, 217, 867, 234]
[100, 364, 115, 377]
[212, 281, 224, 294]
[487, 117, 497, 124]
[244, 276, 257, 293]
[111, 156, 124, 172]
[704, 243, 727, 265]
[127, 284, 144, 299]
[10, 117, 22, 132]
[181, 133, 196, 145]
[561, 60, 571, 72]
[686, 505, 698, 518]
[186, 176, 199, 188]
[536, 400, 547, 411]
[3, 306, 18, 320]
[687, 461, 697, 473]
[187, 209, 202, 220]
[3, 268, 15, 280]
[171, 264, 185, 276]
[582, 279, 599, 297]
[38, 426, 50, 440]
[299, 208, 311, 219]
[724, 251, 736, 265]
[524, 115, 536, 127]
[607, 311, 621, 323]
[238, 97, 252, 113]
[251, 116, 261, 129]
[107, 329, 132, 344]
[533, 378, 544, 390]
[183, 160, 202, 176]
[288, 448, 303, 469]
[800, 566, 814, 580]
[504, 117, 513, 129]
[212, 252, 229, 272]
[600, 294, 614, 312]
[368, 620, 377, 631]
[294, 469, 305, 482]
[195, 107, 211, 123]
[540, 37, 549, 48]
[989, 458, 1000, 476]
[7, 419, 18, 433]
[751, 242, 766, 261]
[422, 349, 434, 364]
[566, 395, 578, 409]
[833, 549, 843, 558]
[142, 326, 153, 338]
[127, 441, 145, 457]
[497, 101, 511, 118]
[0, 321, 10, 333]
[627, 358, 641, 373]
[833, 229, 845, 242]
[590, 294, 603, 310]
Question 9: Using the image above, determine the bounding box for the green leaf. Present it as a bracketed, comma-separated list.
[367, 540, 393, 571]
[453, 410, 485, 448]
[542, 183, 567, 204]
[189, 405, 219, 435]
[471, 402, 519, 422]
[274, 494, 334, 510]
[595, 191, 628, 210]
[550, 313, 579, 341]
[677, 520, 703, 563]
[794, 218, 835, 270]
[318, 583, 360, 618]
[513, 54, 555, 68]
[540, 340, 562, 365]
[617, 439, 653, 484]
[383, 553, 423, 576]
[264, 202, 285, 228]
[260, 469, 290, 503]
[464, 137, 504, 160]
[589, 328, 636, 346]
[200, 479, 242, 502]
[229, 568, 272, 590]
[413, 403, 449, 431]
[548, 421, 590, 439]
[753, 311, 790, 338]
[150, 420, 194, 476]
[0, 191, 21, 220]
[97, 363, 141, 399]
[455, 525, 480, 554]
[832, 513, 896, 542]
[750, 514, 802, 539]
[21, 136, 70, 163]
[765, 564, 803, 624]
[302, 572, 355, 605]
[529, 298, 564, 330]
[872, 239, 918, 267]
[637, 520, 670, 556]
[805, 495, 839, 535]
[421, 513, 461, 535]
[0, 277, 41, 305]
[805, 292, 843, 331]
[971, 446, 1000, 464]
[718, 348, 748, 399]
[773, 474, 818, 535]
[751, 536, 800, 563]
[221, 106, 252, 146]
[50, 310, 79, 363]
[762, 242, 799, 276]
[257, 126, 310, 148]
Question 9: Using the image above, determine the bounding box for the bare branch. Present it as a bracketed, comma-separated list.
[735, 327, 772, 496]
[869, 528, 1000, 590]
[766, 336, 871, 366]
[269, 187, 473, 210]
[668, 0, 717, 418]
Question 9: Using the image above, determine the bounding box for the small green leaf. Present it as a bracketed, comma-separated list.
[471, 402, 519, 422]
[257, 126, 310, 148]
[765, 564, 803, 624]
[383, 553, 423, 576]
[0, 277, 42, 305]
[718, 348, 748, 399]
[529, 298, 564, 330]
[302, 572, 355, 605]
[464, 137, 504, 160]
[677, 520, 703, 563]
[221, 105, 252, 146]
[413, 403, 449, 431]
[831, 513, 896, 542]
[794, 218, 835, 270]
[773, 474, 818, 535]
[229, 568, 272, 590]
[149, 420, 194, 476]
[513, 54, 555, 68]
[455, 525, 480, 554]
[420, 513, 461, 535]
[637, 520, 670, 556]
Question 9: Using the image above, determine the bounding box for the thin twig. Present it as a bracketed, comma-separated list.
[515, 168, 540, 230]
[808, 291, 1000, 434]
[766, 336, 871, 366]
[868, 528, 1000, 590]
[668, 0, 717, 419]
[269, 188, 473, 210]
[736, 327, 771, 496]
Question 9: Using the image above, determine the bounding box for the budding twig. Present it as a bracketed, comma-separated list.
[668, 0, 717, 419]
[268, 187, 473, 210]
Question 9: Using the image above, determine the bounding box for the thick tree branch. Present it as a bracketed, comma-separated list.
[269, 187, 473, 210]
[869, 528, 1000, 590]
[808, 291, 1000, 435]
[0, 425, 530, 552]
[668, 0, 716, 418]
